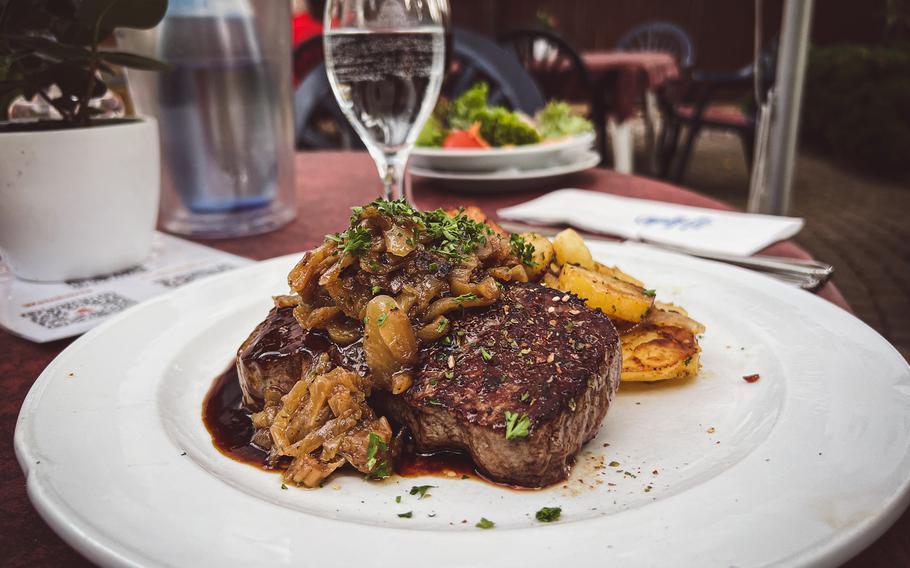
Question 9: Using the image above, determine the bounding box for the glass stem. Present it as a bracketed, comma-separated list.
[381, 153, 408, 201]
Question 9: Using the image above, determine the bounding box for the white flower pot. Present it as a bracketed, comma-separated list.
[0, 118, 160, 281]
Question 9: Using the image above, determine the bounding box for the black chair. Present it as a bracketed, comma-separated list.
[498, 28, 591, 105]
[658, 40, 778, 183]
[446, 28, 545, 114]
[616, 21, 696, 70]
[613, 21, 697, 173]
[294, 28, 545, 149]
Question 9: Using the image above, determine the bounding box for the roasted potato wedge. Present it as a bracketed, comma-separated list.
[519, 232, 554, 280]
[542, 271, 560, 289]
[552, 228, 594, 269]
[557, 264, 654, 323]
[620, 323, 701, 382]
[593, 262, 645, 288]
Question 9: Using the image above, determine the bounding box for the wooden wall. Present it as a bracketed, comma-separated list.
[451, 0, 886, 70]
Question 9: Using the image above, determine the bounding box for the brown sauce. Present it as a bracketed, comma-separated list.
[202, 365, 270, 467]
[202, 364, 486, 482]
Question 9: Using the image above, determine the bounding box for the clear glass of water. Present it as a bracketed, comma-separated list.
[324, 0, 448, 201]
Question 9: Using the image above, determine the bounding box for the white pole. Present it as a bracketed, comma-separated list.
[747, 0, 814, 215]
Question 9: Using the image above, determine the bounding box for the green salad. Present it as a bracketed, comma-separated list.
[416, 82, 593, 149]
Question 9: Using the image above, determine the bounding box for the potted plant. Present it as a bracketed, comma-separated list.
[0, 0, 170, 281]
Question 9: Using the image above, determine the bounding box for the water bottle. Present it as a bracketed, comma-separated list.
[121, 0, 296, 238]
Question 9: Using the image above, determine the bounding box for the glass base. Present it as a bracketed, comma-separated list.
[163, 202, 297, 239]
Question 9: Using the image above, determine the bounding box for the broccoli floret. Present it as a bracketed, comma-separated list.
[535, 101, 593, 139]
[448, 82, 489, 129]
[476, 107, 541, 146]
[416, 114, 447, 147]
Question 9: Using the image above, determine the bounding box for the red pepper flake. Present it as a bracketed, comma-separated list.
[743, 373, 760, 383]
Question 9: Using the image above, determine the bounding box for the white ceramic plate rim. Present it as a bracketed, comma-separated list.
[411, 131, 595, 158]
[15, 242, 910, 568]
[410, 150, 600, 181]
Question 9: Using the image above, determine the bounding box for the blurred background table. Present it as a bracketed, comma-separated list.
[3, 151, 907, 567]
[582, 50, 679, 174]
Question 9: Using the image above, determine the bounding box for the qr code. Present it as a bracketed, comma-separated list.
[65, 266, 147, 289]
[154, 263, 236, 289]
[20, 292, 136, 329]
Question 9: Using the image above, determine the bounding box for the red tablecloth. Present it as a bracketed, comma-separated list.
[4, 152, 908, 567]
[583, 50, 679, 122]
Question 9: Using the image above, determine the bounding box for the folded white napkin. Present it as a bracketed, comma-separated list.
[497, 189, 804, 256]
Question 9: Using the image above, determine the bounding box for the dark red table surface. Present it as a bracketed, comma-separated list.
[2, 151, 907, 566]
[582, 50, 679, 122]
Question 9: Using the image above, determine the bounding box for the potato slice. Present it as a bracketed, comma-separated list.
[620, 324, 701, 382]
[518, 232, 554, 280]
[552, 228, 594, 268]
[593, 262, 645, 288]
[557, 264, 654, 322]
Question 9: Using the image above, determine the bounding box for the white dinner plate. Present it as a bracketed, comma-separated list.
[15, 241, 910, 568]
[410, 150, 601, 192]
[410, 131, 595, 172]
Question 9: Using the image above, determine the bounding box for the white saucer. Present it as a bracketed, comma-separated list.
[410, 150, 601, 192]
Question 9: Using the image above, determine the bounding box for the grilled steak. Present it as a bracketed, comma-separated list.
[237, 283, 621, 487]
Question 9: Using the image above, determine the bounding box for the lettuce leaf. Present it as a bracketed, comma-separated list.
[535, 101, 593, 138]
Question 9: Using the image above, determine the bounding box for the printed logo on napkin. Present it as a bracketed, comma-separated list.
[0, 233, 251, 343]
[497, 189, 804, 257]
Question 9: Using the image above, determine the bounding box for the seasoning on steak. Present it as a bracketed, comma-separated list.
[237, 283, 621, 487]
[376, 283, 620, 486]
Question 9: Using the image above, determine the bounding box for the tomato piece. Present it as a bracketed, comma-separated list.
[442, 124, 490, 149]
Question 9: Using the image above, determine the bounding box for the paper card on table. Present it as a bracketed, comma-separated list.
[497, 188, 804, 256]
[0, 232, 253, 343]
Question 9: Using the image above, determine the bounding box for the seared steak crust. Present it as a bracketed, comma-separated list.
[237, 284, 621, 487]
[380, 283, 621, 486]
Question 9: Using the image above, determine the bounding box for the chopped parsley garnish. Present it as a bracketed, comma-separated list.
[371, 285, 381, 295]
[684, 356, 692, 366]
[475, 517, 495, 529]
[409, 485, 436, 499]
[281, 483, 288, 490]
[395, 496, 401, 503]
[535, 506, 562, 522]
[520, 392, 530, 402]
[453, 292, 478, 303]
[436, 317, 449, 333]
[509, 233, 537, 266]
[504, 411, 531, 440]
[519, 347, 531, 355]
[444, 371, 454, 379]
[643, 289, 657, 297]
[428, 398, 443, 406]
[428, 262, 439, 272]
[366, 432, 390, 479]
[326, 225, 371, 257]
[398, 511, 413, 518]
[608, 460, 620, 468]
[480, 347, 493, 362]
[377, 313, 388, 327]
[342, 199, 496, 262]
[441, 336, 452, 346]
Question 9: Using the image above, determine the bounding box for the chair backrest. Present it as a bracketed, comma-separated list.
[616, 21, 695, 70]
[446, 28, 545, 114]
[293, 28, 545, 149]
[498, 28, 591, 104]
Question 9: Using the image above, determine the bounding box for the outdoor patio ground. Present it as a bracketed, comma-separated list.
[629, 128, 910, 361]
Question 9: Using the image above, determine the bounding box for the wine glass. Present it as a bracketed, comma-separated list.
[324, 0, 448, 201]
